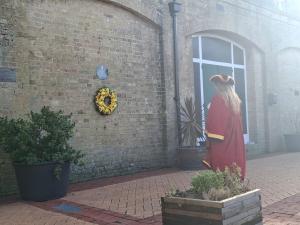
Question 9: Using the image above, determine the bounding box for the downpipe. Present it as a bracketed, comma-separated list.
[169, 0, 182, 147]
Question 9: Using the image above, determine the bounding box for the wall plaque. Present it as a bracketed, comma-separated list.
[0, 67, 16, 82]
[96, 65, 108, 80]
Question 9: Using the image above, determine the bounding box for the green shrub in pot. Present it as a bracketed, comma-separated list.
[0, 106, 84, 201]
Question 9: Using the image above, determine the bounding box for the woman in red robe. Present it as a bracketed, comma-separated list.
[202, 74, 246, 179]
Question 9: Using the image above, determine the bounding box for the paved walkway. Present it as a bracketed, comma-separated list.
[1, 152, 300, 224]
[263, 194, 300, 225]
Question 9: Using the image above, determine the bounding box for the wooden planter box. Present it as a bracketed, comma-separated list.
[161, 189, 262, 225]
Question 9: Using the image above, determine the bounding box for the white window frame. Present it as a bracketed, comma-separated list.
[192, 34, 249, 144]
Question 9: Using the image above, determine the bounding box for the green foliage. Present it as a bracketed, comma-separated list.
[205, 187, 232, 201]
[222, 165, 248, 197]
[0, 106, 84, 165]
[172, 164, 250, 201]
[191, 170, 224, 194]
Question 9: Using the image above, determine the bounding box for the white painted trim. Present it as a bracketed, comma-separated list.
[198, 60, 245, 69]
[242, 47, 250, 144]
[231, 42, 236, 92]
[199, 36, 206, 131]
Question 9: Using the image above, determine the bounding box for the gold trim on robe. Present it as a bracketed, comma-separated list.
[206, 131, 225, 140]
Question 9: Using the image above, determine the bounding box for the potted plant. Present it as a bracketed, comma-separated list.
[0, 106, 84, 201]
[161, 165, 262, 225]
[284, 111, 300, 152]
[177, 97, 206, 170]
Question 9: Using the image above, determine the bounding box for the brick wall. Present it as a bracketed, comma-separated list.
[178, 0, 268, 152]
[0, 0, 169, 196]
[2, 0, 300, 197]
[178, 0, 300, 154]
[277, 48, 300, 143]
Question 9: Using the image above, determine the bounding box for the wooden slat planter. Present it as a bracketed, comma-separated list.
[161, 189, 262, 225]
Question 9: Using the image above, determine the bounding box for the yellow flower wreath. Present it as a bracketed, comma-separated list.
[95, 87, 118, 115]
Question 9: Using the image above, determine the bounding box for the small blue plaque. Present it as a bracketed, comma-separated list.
[96, 65, 108, 80]
[0, 67, 16, 82]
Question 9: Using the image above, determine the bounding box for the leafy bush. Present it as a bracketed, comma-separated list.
[0, 106, 84, 165]
[191, 170, 224, 194]
[170, 164, 249, 201]
[223, 165, 248, 197]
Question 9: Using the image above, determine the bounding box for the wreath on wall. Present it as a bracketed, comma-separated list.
[95, 87, 118, 115]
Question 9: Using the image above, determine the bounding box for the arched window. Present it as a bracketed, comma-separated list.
[192, 35, 249, 143]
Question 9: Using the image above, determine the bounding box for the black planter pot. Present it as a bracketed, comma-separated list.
[177, 146, 207, 170]
[14, 162, 70, 202]
[284, 134, 300, 152]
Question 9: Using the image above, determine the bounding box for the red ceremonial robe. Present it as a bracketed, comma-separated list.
[204, 95, 246, 179]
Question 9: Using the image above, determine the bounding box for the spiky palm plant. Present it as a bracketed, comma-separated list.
[180, 97, 203, 146]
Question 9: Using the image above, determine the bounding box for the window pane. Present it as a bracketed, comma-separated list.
[202, 37, 231, 63]
[235, 68, 248, 133]
[202, 64, 233, 109]
[192, 37, 199, 58]
[233, 45, 244, 65]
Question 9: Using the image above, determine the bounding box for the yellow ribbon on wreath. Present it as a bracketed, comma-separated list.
[95, 87, 118, 115]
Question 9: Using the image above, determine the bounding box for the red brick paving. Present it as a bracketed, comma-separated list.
[69, 168, 180, 193]
[64, 170, 196, 218]
[0, 168, 180, 206]
[2, 153, 300, 224]
[247, 153, 300, 207]
[0, 202, 95, 225]
[263, 194, 300, 225]
[32, 199, 162, 225]
[32, 194, 300, 225]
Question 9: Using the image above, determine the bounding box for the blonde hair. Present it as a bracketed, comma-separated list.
[214, 82, 241, 114]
